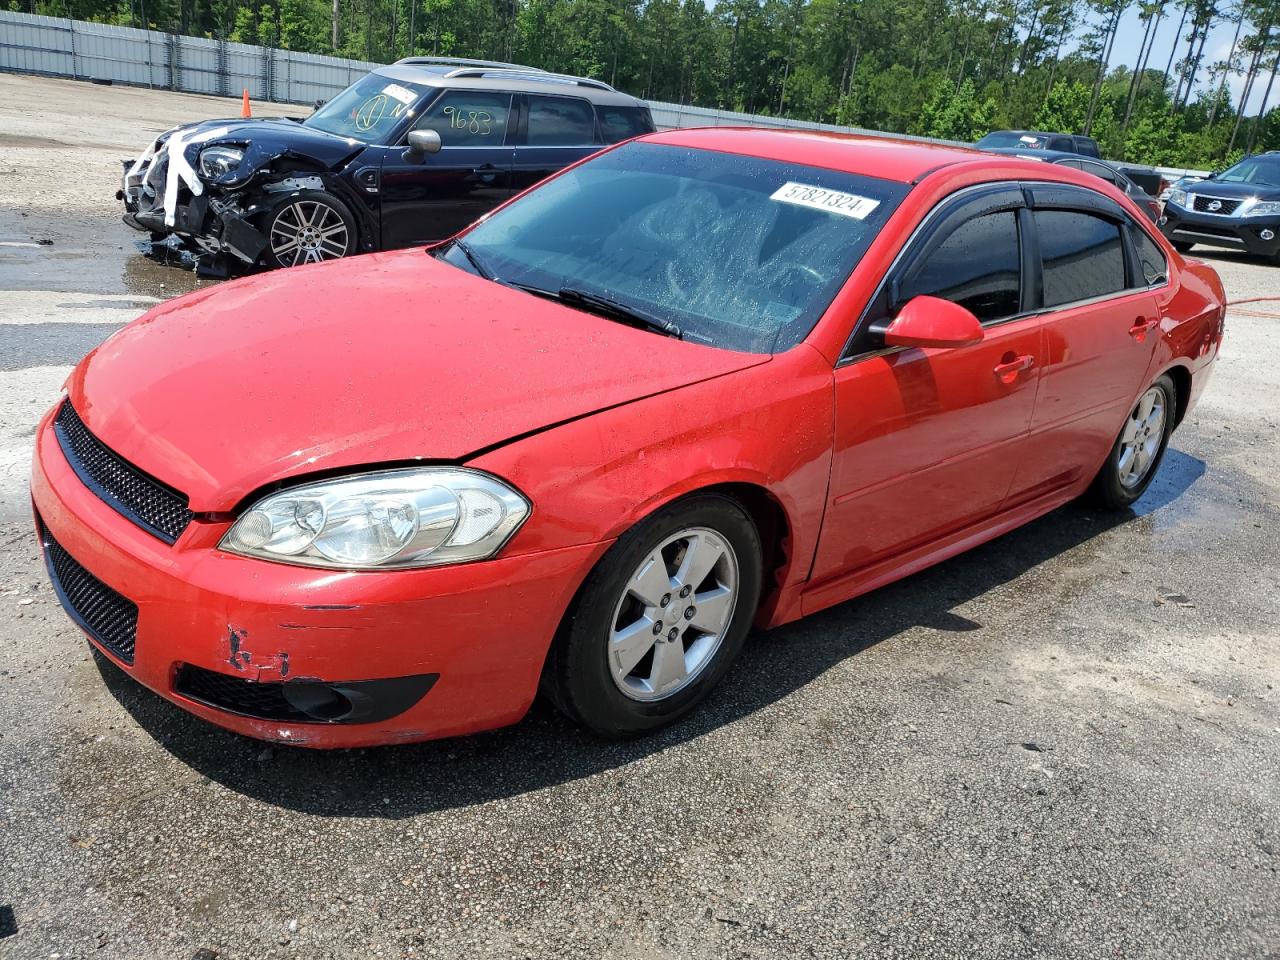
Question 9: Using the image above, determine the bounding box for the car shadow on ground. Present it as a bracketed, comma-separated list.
[92, 449, 1207, 818]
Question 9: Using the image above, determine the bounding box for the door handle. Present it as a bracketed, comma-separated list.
[465, 163, 500, 185]
[1129, 317, 1159, 342]
[993, 353, 1035, 384]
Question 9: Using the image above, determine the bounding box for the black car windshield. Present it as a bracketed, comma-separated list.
[441, 141, 910, 353]
[976, 132, 1046, 148]
[1214, 156, 1280, 188]
[304, 73, 431, 142]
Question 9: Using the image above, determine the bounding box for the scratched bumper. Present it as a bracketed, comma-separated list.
[30, 409, 605, 748]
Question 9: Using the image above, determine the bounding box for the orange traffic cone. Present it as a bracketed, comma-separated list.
[241, 89, 252, 118]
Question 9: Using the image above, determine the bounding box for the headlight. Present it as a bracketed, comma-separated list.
[1166, 188, 1188, 208]
[198, 145, 244, 179]
[220, 468, 530, 569]
[1244, 200, 1280, 217]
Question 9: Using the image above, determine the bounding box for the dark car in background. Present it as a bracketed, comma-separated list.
[119, 57, 654, 274]
[976, 130, 1102, 158]
[979, 147, 1161, 222]
[1159, 153, 1280, 264]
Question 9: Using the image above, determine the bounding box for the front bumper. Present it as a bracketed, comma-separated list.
[31, 410, 608, 747]
[1159, 203, 1280, 258]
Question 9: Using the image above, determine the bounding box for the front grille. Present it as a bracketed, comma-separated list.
[1192, 194, 1242, 215]
[41, 526, 139, 664]
[54, 401, 193, 544]
[175, 664, 311, 722]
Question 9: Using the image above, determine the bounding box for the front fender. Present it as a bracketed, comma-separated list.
[471, 344, 836, 590]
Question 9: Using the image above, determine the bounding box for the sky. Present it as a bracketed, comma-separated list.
[1105, 6, 1275, 116]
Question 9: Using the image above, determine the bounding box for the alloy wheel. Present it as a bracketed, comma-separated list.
[270, 200, 350, 266]
[1117, 386, 1167, 488]
[607, 527, 739, 702]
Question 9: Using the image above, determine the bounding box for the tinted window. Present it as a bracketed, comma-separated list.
[976, 132, 1046, 149]
[445, 141, 910, 353]
[1049, 137, 1074, 151]
[1132, 228, 1168, 286]
[598, 106, 654, 143]
[1036, 210, 1126, 306]
[1078, 160, 1118, 185]
[1075, 139, 1101, 158]
[898, 211, 1021, 323]
[414, 91, 511, 147]
[527, 96, 597, 146]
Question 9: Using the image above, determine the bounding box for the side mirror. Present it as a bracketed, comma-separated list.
[312, 98, 327, 112]
[404, 129, 442, 162]
[873, 295, 984, 349]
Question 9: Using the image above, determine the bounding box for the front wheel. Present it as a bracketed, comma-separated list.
[543, 493, 763, 737]
[263, 190, 356, 268]
[1088, 375, 1176, 509]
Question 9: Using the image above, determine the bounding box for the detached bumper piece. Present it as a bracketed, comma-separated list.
[40, 524, 138, 665]
[175, 665, 439, 725]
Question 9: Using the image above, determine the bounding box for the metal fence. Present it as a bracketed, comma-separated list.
[1, 10, 1206, 177]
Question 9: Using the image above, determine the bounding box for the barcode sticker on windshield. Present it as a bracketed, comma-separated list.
[770, 182, 880, 220]
[382, 83, 418, 106]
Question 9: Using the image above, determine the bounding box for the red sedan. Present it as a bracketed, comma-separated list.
[31, 129, 1225, 747]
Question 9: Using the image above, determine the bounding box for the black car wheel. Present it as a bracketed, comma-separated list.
[1088, 374, 1176, 510]
[264, 190, 356, 268]
[542, 493, 763, 737]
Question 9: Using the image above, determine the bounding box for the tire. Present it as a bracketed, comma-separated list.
[1088, 374, 1177, 510]
[1171, 240, 1194, 253]
[262, 190, 356, 268]
[543, 493, 763, 737]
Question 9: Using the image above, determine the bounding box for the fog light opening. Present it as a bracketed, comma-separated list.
[1260, 228, 1276, 241]
[282, 681, 354, 721]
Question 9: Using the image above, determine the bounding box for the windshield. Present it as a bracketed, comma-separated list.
[1215, 156, 1280, 188]
[443, 142, 910, 353]
[304, 73, 431, 142]
[976, 132, 1046, 149]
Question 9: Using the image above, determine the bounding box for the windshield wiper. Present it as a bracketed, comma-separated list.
[555, 287, 684, 340]
[449, 237, 494, 280]
[500, 281, 683, 340]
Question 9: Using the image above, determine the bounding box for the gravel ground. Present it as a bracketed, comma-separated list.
[0, 73, 1278, 960]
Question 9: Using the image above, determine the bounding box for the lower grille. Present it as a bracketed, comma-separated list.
[41, 526, 138, 664]
[175, 664, 311, 722]
[1191, 194, 1242, 215]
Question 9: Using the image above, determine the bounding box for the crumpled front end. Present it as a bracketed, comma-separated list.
[117, 119, 368, 272]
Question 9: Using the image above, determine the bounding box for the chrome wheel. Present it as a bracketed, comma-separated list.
[608, 527, 739, 702]
[1117, 386, 1166, 488]
[269, 200, 350, 266]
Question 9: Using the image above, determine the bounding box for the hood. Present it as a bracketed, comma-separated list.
[68, 251, 769, 511]
[1188, 179, 1280, 201]
[159, 117, 366, 178]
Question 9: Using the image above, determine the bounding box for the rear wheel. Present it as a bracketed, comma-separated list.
[543, 493, 763, 737]
[264, 190, 356, 268]
[1088, 374, 1176, 510]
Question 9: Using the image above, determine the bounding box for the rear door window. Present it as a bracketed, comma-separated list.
[598, 106, 654, 143]
[414, 91, 512, 147]
[1078, 160, 1119, 185]
[1131, 228, 1169, 286]
[1049, 137, 1075, 151]
[1035, 210, 1126, 306]
[1075, 138, 1101, 158]
[526, 95, 598, 146]
[897, 210, 1022, 324]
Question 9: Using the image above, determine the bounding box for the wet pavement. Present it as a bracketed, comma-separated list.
[0, 73, 1278, 960]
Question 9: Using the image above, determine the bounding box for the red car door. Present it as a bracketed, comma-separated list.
[810, 188, 1044, 589]
[1008, 191, 1165, 504]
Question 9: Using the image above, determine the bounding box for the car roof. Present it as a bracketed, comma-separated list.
[374, 63, 647, 107]
[982, 146, 1117, 168]
[641, 127, 991, 183]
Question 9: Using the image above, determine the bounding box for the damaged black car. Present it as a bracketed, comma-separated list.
[119, 57, 655, 274]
